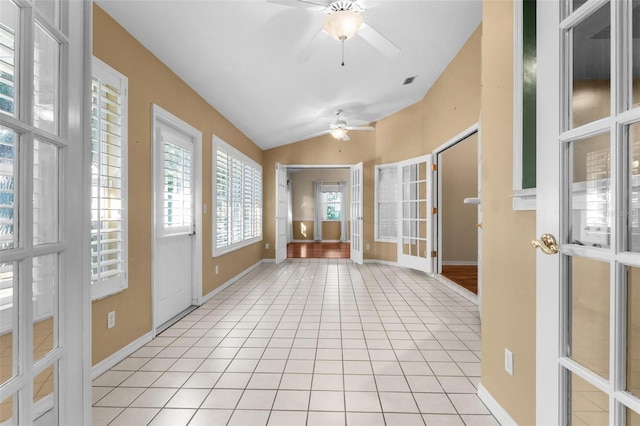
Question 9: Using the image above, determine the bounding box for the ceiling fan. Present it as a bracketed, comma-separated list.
[268, 0, 400, 65]
[322, 110, 374, 141]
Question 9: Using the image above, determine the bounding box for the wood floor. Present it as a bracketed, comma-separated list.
[287, 242, 350, 259]
[442, 265, 478, 294]
[286, 244, 478, 295]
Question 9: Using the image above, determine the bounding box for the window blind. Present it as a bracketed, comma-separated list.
[375, 164, 398, 240]
[213, 137, 262, 256]
[90, 59, 127, 299]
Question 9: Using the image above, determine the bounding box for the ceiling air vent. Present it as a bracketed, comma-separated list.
[403, 76, 417, 85]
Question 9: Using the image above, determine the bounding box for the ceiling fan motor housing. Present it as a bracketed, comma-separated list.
[328, 1, 361, 12]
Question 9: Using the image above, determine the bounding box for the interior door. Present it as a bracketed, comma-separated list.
[397, 154, 434, 273]
[0, 2, 89, 424]
[275, 162, 287, 264]
[154, 125, 194, 328]
[536, 1, 640, 424]
[351, 162, 364, 264]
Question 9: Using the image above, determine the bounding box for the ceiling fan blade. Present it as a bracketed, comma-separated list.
[267, 0, 327, 10]
[304, 129, 332, 140]
[346, 126, 375, 131]
[358, 23, 401, 58]
[295, 29, 326, 63]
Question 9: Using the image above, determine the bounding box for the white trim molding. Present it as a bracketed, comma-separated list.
[433, 274, 478, 305]
[91, 331, 154, 380]
[512, 188, 537, 211]
[201, 260, 267, 304]
[478, 384, 519, 426]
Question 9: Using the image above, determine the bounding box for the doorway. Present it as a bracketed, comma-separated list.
[432, 125, 481, 302]
[275, 164, 363, 261]
[151, 105, 203, 333]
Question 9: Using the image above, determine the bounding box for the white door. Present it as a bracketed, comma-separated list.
[351, 162, 364, 264]
[0, 1, 89, 424]
[275, 162, 288, 264]
[397, 154, 434, 272]
[537, 1, 640, 424]
[154, 124, 195, 328]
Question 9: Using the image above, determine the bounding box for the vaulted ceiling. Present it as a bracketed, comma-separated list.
[95, 0, 483, 150]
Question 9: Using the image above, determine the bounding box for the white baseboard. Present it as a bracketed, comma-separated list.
[442, 260, 478, 266]
[364, 259, 398, 267]
[201, 260, 266, 304]
[433, 273, 478, 305]
[91, 331, 154, 380]
[477, 383, 518, 425]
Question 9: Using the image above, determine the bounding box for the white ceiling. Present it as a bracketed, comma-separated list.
[95, 0, 482, 150]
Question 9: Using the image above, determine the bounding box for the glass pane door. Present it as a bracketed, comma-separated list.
[397, 155, 433, 272]
[556, 0, 640, 423]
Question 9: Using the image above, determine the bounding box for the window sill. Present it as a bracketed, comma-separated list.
[513, 188, 536, 211]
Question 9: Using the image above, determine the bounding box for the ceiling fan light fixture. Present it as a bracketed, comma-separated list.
[329, 127, 348, 140]
[322, 9, 364, 41]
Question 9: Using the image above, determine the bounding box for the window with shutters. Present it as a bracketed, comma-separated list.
[90, 58, 128, 300]
[213, 136, 262, 256]
[375, 163, 398, 242]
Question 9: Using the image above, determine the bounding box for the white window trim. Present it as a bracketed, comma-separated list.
[322, 188, 341, 221]
[212, 135, 262, 257]
[374, 162, 398, 243]
[91, 57, 128, 300]
[513, 0, 537, 211]
[155, 127, 194, 238]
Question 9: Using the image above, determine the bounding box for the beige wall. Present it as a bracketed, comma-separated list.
[263, 25, 483, 263]
[290, 168, 350, 220]
[263, 131, 377, 259]
[92, 5, 263, 365]
[289, 168, 350, 241]
[292, 221, 314, 240]
[373, 26, 482, 263]
[441, 133, 478, 263]
[92, 8, 534, 424]
[480, 1, 536, 424]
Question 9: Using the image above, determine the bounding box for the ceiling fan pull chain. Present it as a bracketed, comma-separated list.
[341, 40, 345, 66]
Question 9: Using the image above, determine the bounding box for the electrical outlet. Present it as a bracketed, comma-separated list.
[505, 348, 514, 376]
[215, 265, 219, 275]
[366, 243, 371, 250]
[107, 311, 116, 329]
[265, 243, 270, 250]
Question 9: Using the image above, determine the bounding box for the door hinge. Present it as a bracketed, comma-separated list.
[431, 251, 437, 258]
[432, 207, 437, 214]
[431, 164, 437, 171]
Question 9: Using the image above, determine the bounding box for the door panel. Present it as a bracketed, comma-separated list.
[275, 163, 287, 264]
[537, 0, 640, 423]
[154, 126, 194, 327]
[397, 155, 433, 272]
[351, 162, 363, 264]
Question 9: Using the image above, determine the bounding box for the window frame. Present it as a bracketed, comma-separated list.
[90, 57, 128, 300]
[374, 162, 399, 243]
[212, 135, 262, 257]
[322, 187, 342, 221]
[513, 0, 538, 210]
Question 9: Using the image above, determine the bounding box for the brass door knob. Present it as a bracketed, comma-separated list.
[531, 233, 559, 255]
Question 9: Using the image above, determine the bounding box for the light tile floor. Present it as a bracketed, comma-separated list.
[92, 260, 498, 426]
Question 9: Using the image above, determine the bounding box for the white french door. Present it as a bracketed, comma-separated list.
[537, 0, 640, 424]
[0, 1, 89, 424]
[350, 162, 363, 264]
[275, 162, 288, 264]
[152, 107, 201, 329]
[397, 154, 434, 273]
